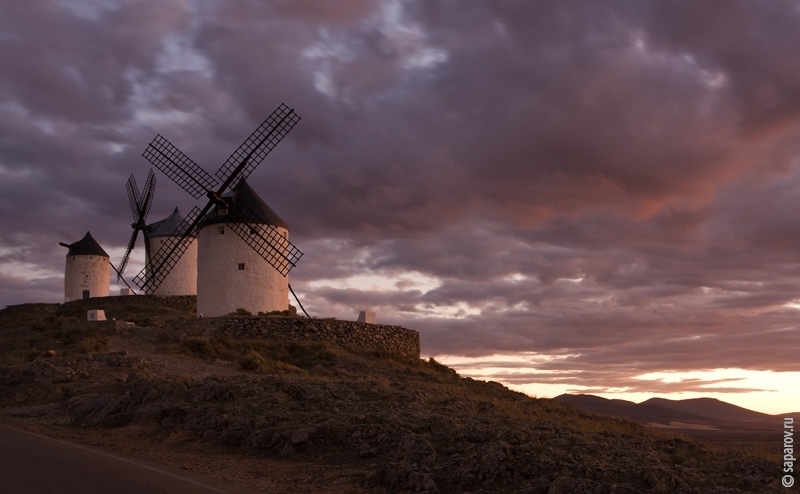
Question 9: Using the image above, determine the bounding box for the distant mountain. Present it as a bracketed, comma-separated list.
[554, 394, 780, 433]
[555, 393, 637, 409]
[642, 397, 773, 423]
[555, 394, 709, 425]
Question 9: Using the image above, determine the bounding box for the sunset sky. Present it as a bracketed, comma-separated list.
[2, 1, 800, 415]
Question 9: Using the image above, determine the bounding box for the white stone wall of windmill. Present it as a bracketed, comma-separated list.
[133, 103, 303, 318]
[147, 208, 197, 296]
[197, 182, 291, 317]
[60, 232, 110, 301]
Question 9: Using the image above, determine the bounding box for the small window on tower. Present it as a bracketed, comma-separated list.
[218, 226, 225, 235]
[238, 263, 245, 270]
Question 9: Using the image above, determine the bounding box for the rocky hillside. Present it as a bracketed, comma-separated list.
[0, 299, 785, 493]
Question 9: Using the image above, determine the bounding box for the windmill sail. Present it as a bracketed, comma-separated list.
[132, 206, 201, 294]
[117, 169, 155, 279]
[214, 103, 301, 188]
[142, 135, 218, 199]
[135, 103, 302, 294]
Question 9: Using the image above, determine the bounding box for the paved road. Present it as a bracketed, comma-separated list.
[0, 423, 263, 494]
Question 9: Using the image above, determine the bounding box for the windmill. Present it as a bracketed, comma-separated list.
[132, 103, 302, 316]
[117, 169, 156, 281]
[145, 206, 198, 296]
[60, 231, 110, 301]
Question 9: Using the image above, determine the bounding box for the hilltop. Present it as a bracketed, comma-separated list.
[0, 298, 785, 493]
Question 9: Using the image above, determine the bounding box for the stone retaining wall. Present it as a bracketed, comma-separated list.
[166, 317, 420, 358]
[59, 315, 421, 359]
[54, 295, 421, 358]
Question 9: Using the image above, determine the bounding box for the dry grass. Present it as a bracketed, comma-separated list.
[167, 336, 339, 371]
[49, 295, 196, 327]
[0, 296, 196, 365]
[701, 440, 781, 464]
[165, 335, 462, 384]
[164, 332, 666, 440]
[0, 307, 109, 365]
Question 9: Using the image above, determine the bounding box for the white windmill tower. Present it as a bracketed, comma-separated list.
[115, 170, 197, 296]
[197, 180, 290, 316]
[59, 231, 110, 301]
[132, 104, 303, 317]
[146, 207, 198, 296]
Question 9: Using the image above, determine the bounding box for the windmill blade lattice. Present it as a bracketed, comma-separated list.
[132, 206, 202, 294]
[118, 230, 139, 278]
[224, 203, 303, 276]
[126, 174, 142, 222]
[142, 135, 218, 199]
[214, 104, 301, 189]
[118, 170, 156, 279]
[120, 175, 142, 277]
[134, 103, 301, 293]
[139, 170, 156, 221]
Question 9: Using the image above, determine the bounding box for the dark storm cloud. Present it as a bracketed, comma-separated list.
[644, 0, 800, 137]
[0, 1, 189, 123]
[2, 1, 800, 403]
[0, 1, 194, 230]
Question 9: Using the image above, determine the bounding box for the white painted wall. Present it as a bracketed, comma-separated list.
[146, 237, 198, 296]
[197, 224, 289, 317]
[64, 255, 109, 302]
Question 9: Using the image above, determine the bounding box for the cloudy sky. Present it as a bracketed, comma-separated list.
[2, 0, 800, 414]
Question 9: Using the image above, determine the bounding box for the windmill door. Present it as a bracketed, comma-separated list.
[82, 290, 90, 299]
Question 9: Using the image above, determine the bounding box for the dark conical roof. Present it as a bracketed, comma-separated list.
[147, 207, 193, 238]
[201, 180, 289, 229]
[64, 231, 109, 257]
